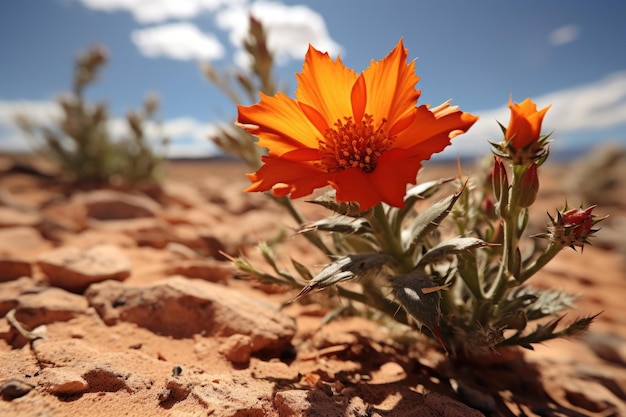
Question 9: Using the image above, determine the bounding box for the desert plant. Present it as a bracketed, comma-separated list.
[207, 18, 604, 357]
[17, 46, 168, 186]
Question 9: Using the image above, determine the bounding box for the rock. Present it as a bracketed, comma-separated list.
[0, 378, 35, 401]
[32, 338, 161, 394]
[37, 244, 131, 293]
[165, 259, 233, 283]
[162, 180, 205, 208]
[0, 258, 32, 282]
[0, 206, 40, 227]
[85, 277, 296, 353]
[37, 367, 89, 395]
[77, 189, 160, 220]
[40, 199, 88, 234]
[13, 287, 89, 329]
[0, 276, 40, 317]
[0, 227, 52, 261]
[219, 334, 253, 364]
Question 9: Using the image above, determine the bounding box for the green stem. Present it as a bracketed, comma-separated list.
[337, 286, 408, 325]
[485, 164, 528, 302]
[274, 195, 334, 257]
[520, 241, 563, 282]
[371, 204, 414, 274]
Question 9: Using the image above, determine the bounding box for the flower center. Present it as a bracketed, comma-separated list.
[319, 114, 394, 173]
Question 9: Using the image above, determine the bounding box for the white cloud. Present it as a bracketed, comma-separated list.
[3, 72, 624, 159]
[0, 100, 62, 153]
[76, 0, 245, 24]
[216, 1, 343, 67]
[548, 24, 581, 47]
[131, 22, 225, 61]
[442, 71, 626, 158]
[0, 99, 220, 157]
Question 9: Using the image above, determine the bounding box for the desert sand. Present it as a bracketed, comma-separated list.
[1, 155, 625, 416]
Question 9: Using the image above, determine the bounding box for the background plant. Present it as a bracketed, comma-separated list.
[17, 46, 168, 186]
[207, 18, 604, 358]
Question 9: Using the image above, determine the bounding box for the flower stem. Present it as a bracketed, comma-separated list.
[520, 241, 563, 282]
[485, 164, 528, 302]
[274, 195, 334, 257]
[371, 203, 414, 274]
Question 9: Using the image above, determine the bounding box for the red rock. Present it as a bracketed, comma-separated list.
[219, 334, 253, 364]
[165, 259, 233, 283]
[0, 206, 40, 227]
[37, 244, 131, 293]
[85, 277, 296, 353]
[0, 258, 32, 282]
[0, 227, 52, 261]
[0, 277, 40, 317]
[13, 287, 89, 329]
[77, 189, 160, 220]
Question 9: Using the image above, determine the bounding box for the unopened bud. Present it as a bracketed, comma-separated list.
[518, 163, 539, 208]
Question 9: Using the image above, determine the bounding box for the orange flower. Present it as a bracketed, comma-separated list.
[237, 40, 478, 209]
[505, 98, 550, 151]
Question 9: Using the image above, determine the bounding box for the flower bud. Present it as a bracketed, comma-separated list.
[492, 97, 551, 165]
[518, 163, 539, 208]
[541, 205, 605, 251]
[491, 157, 509, 213]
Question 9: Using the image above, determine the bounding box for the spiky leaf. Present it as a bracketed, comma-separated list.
[292, 253, 393, 301]
[417, 237, 488, 267]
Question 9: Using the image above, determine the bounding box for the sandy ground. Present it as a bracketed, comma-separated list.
[1, 155, 625, 416]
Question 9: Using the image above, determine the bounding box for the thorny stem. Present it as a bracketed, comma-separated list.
[485, 164, 529, 302]
[520, 240, 563, 282]
[370, 204, 414, 274]
[274, 195, 334, 257]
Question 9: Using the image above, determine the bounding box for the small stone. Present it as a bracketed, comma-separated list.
[38, 367, 89, 395]
[14, 287, 89, 329]
[219, 334, 253, 364]
[0, 227, 52, 261]
[37, 244, 131, 293]
[165, 259, 233, 283]
[0, 206, 40, 227]
[0, 378, 35, 400]
[0, 276, 40, 317]
[0, 258, 32, 282]
[77, 189, 160, 220]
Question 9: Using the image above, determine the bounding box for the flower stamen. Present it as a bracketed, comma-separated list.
[319, 114, 394, 173]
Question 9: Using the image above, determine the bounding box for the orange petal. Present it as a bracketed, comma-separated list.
[295, 45, 357, 126]
[237, 92, 320, 156]
[328, 169, 385, 210]
[395, 104, 478, 160]
[246, 154, 332, 199]
[327, 148, 422, 209]
[362, 39, 421, 129]
[369, 148, 423, 207]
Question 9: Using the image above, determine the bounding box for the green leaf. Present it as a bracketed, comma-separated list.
[405, 190, 463, 256]
[393, 177, 456, 227]
[291, 253, 393, 301]
[307, 191, 371, 218]
[298, 216, 372, 235]
[417, 237, 489, 267]
[391, 268, 447, 349]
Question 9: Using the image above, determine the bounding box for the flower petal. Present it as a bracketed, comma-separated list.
[327, 148, 422, 209]
[362, 39, 421, 129]
[328, 169, 385, 210]
[395, 103, 478, 160]
[246, 154, 332, 199]
[237, 92, 320, 156]
[295, 46, 357, 125]
[369, 148, 423, 207]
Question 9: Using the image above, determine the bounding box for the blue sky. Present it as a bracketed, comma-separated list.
[1, 0, 625, 159]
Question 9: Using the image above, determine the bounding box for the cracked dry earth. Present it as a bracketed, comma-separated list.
[1, 156, 625, 417]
